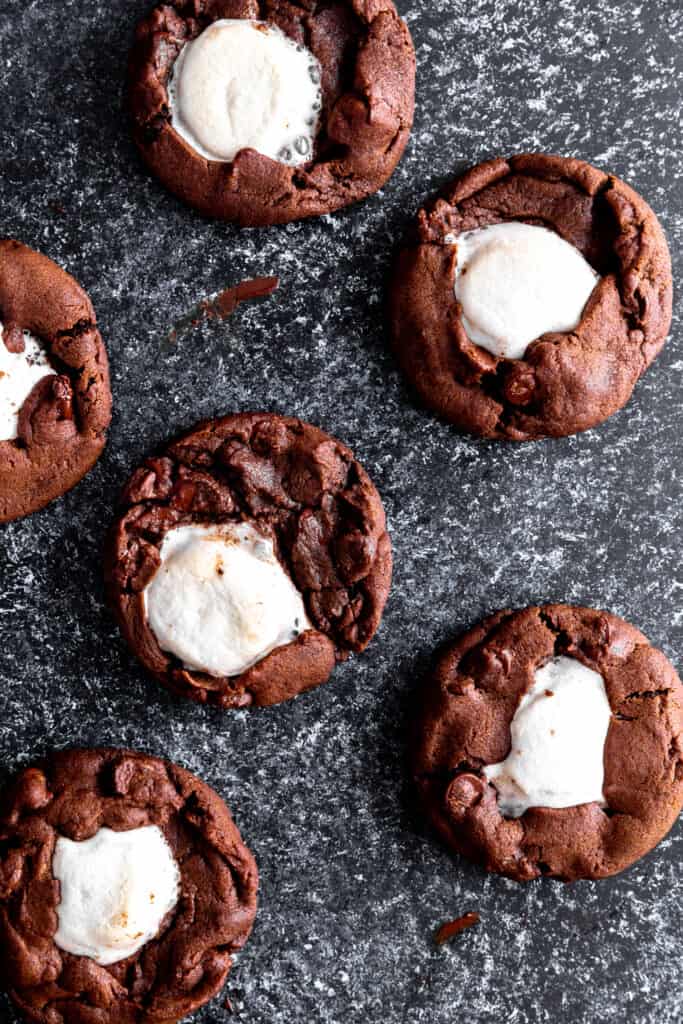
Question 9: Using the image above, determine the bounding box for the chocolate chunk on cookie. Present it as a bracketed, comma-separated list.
[128, 1, 415, 225]
[0, 748, 258, 1024]
[105, 413, 392, 708]
[414, 604, 683, 882]
[391, 154, 672, 440]
[0, 240, 111, 522]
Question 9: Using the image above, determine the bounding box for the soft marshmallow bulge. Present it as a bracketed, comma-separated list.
[453, 222, 600, 360]
[53, 826, 180, 966]
[0, 324, 56, 441]
[168, 19, 322, 164]
[484, 656, 612, 818]
[143, 522, 310, 677]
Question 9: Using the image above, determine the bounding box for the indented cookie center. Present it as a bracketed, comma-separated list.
[0, 323, 56, 441]
[484, 655, 611, 817]
[52, 826, 180, 966]
[451, 222, 600, 360]
[168, 19, 322, 165]
[143, 521, 310, 678]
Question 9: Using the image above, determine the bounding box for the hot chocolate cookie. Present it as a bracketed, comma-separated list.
[128, 1, 415, 225]
[391, 155, 672, 440]
[0, 241, 111, 522]
[105, 413, 392, 707]
[0, 748, 258, 1024]
[414, 604, 683, 882]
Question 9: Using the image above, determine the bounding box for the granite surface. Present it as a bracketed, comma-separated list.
[0, 1, 682, 1022]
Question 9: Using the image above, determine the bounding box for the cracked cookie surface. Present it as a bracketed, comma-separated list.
[0, 747, 258, 1024]
[128, 0, 415, 225]
[390, 154, 673, 440]
[0, 240, 111, 522]
[105, 412, 392, 708]
[414, 604, 683, 882]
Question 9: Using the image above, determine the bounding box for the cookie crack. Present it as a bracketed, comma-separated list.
[625, 688, 672, 701]
[55, 317, 97, 341]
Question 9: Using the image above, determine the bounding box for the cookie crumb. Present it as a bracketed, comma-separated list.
[435, 911, 480, 945]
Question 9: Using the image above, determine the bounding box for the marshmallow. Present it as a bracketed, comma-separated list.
[53, 826, 180, 966]
[143, 522, 310, 677]
[0, 324, 56, 441]
[453, 222, 600, 360]
[484, 656, 612, 818]
[169, 19, 322, 165]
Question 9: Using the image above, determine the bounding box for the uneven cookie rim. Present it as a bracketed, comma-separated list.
[0, 239, 112, 523]
[105, 412, 393, 709]
[390, 154, 673, 441]
[127, 0, 416, 225]
[413, 603, 683, 882]
[0, 747, 258, 1024]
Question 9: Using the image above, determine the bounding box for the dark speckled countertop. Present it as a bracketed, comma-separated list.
[0, 1, 681, 1022]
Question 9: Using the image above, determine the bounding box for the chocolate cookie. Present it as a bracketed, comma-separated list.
[414, 604, 683, 882]
[105, 413, 392, 708]
[128, 1, 415, 226]
[0, 241, 111, 522]
[391, 154, 673, 440]
[0, 747, 258, 1024]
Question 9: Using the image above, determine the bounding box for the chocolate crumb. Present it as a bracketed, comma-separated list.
[211, 277, 280, 319]
[434, 911, 480, 945]
[165, 277, 280, 347]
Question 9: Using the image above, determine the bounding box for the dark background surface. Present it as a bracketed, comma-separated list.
[0, 1, 682, 1022]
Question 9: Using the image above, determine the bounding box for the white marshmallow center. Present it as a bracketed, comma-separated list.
[484, 656, 611, 818]
[0, 323, 56, 441]
[53, 826, 180, 966]
[453, 222, 600, 360]
[143, 522, 310, 677]
[169, 19, 322, 164]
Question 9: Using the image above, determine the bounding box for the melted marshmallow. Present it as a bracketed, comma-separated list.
[0, 324, 56, 441]
[53, 826, 180, 966]
[484, 656, 612, 818]
[143, 522, 310, 677]
[169, 19, 322, 164]
[453, 222, 600, 359]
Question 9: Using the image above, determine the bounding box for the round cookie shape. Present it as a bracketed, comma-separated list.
[0, 240, 112, 522]
[105, 413, 393, 708]
[128, 0, 416, 226]
[414, 604, 683, 882]
[0, 748, 258, 1024]
[391, 154, 673, 440]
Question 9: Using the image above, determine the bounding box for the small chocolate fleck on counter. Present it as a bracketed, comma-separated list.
[166, 276, 280, 347]
[434, 912, 481, 945]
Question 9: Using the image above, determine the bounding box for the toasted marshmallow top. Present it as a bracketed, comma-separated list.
[53, 826, 180, 966]
[169, 19, 322, 164]
[484, 656, 612, 818]
[453, 222, 600, 360]
[0, 324, 56, 441]
[143, 522, 310, 677]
